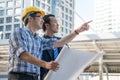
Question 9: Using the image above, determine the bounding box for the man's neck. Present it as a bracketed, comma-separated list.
[26, 25, 37, 34]
[45, 31, 55, 37]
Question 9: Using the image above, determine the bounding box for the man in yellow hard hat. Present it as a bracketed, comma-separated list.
[8, 6, 59, 80]
[8, 6, 92, 80]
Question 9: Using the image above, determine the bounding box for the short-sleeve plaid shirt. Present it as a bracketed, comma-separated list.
[8, 27, 57, 75]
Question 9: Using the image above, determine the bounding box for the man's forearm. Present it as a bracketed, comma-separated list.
[19, 52, 59, 70]
[54, 30, 78, 47]
[19, 51, 46, 68]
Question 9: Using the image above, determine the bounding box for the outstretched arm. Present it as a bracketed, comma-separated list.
[54, 20, 92, 47]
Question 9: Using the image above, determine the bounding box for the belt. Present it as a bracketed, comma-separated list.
[9, 72, 38, 77]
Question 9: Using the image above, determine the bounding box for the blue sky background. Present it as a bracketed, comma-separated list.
[74, 0, 94, 33]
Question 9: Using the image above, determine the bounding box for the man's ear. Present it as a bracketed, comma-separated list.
[28, 16, 33, 22]
[45, 23, 49, 27]
[45, 23, 49, 29]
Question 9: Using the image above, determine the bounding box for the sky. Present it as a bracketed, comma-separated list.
[74, 0, 94, 34]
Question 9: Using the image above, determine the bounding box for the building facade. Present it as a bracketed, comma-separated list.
[94, 0, 120, 33]
[0, 0, 74, 44]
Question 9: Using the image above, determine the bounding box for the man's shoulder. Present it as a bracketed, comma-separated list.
[14, 27, 25, 32]
[12, 27, 28, 37]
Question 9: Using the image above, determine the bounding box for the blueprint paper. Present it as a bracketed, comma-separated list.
[44, 46, 105, 80]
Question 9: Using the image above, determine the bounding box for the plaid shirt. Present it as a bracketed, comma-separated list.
[8, 27, 57, 75]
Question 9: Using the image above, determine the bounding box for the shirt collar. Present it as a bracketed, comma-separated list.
[43, 34, 56, 38]
[25, 27, 39, 38]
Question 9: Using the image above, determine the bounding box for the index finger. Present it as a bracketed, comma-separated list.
[86, 20, 93, 24]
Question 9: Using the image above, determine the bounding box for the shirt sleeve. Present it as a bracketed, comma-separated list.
[42, 37, 57, 50]
[9, 28, 28, 57]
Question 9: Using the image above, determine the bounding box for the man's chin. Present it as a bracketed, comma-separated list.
[39, 26, 42, 29]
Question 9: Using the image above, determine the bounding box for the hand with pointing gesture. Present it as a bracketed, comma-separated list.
[75, 20, 92, 34]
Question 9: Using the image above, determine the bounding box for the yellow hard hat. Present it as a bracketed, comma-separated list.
[21, 6, 45, 22]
